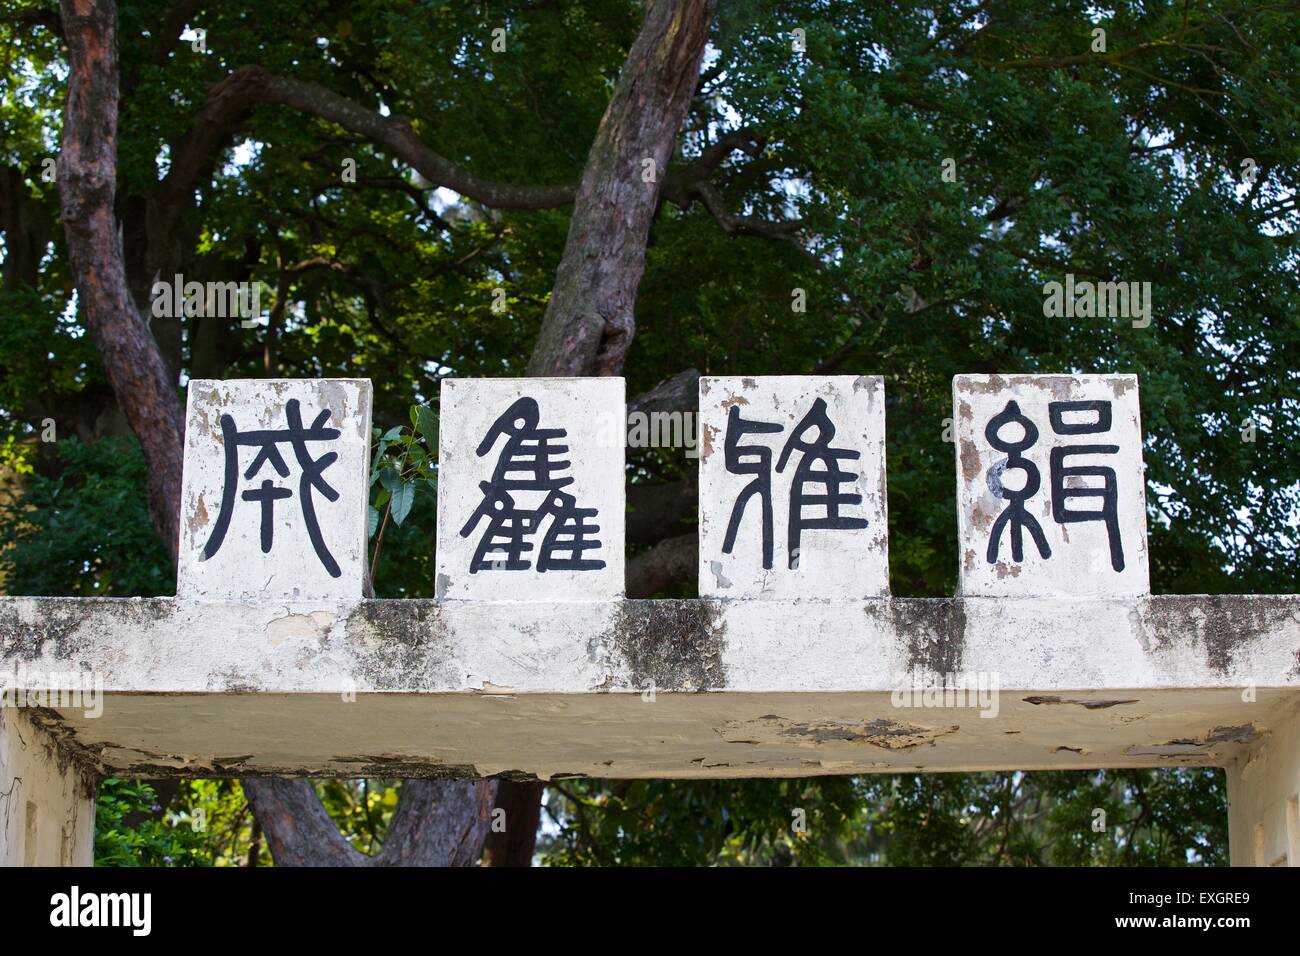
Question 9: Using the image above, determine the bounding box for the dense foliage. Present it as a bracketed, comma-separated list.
[2, 0, 1295, 864]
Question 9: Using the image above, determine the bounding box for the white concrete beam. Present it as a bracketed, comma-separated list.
[5, 374, 1297, 867]
[1, 595, 1295, 783]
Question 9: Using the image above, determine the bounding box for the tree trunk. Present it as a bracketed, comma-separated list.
[508, 0, 716, 857]
[58, 0, 714, 868]
[243, 778, 496, 866]
[527, 0, 716, 378]
[481, 781, 546, 866]
[57, 0, 185, 563]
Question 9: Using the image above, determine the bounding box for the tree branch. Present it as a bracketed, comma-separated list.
[692, 180, 803, 241]
[526, 0, 717, 377]
[57, 0, 184, 563]
[628, 367, 699, 418]
[4, 6, 63, 40]
[200, 65, 578, 210]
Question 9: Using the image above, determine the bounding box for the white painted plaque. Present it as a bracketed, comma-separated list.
[435, 378, 625, 601]
[698, 376, 889, 599]
[954, 374, 1149, 597]
[178, 379, 372, 601]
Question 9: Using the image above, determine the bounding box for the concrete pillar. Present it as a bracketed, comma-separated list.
[1227, 697, 1300, 866]
[0, 708, 96, 866]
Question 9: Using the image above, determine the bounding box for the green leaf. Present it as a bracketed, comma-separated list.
[367, 505, 380, 539]
[379, 465, 402, 494]
[412, 405, 439, 443]
[370, 438, 389, 479]
[390, 481, 415, 526]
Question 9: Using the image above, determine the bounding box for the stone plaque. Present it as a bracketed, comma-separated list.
[178, 379, 372, 601]
[435, 378, 625, 601]
[954, 374, 1149, 597]
[699, 375, 889, 599]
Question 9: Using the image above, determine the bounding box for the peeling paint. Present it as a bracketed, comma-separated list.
[266, 610, 335, 647]
[1024, 695, 1140, 709]
[717, 715, 959, 750]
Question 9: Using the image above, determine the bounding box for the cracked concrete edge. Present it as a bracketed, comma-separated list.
[0, 595, 1297, 696]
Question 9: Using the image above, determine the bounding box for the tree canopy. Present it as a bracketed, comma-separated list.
[1, 0, 1296, 865]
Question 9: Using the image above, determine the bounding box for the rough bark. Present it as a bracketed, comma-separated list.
[57, 0, 185, 563]
[526, 0, 717, 377]
[370, 779, 497, 866]
[628, 367, 700, 418]
[243, 778, 496, 866]
[627, 532, 698, 598]
[481, 780, 546, 867]
[627, 479, 696, 546]
[240, 779, 370, 866]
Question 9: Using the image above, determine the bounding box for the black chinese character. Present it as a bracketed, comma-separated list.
[775, 398, 869, 570]
[721, 404, 784, 568]
[1048, 400, 1124, 572]
[202, 398, 342, 576]
[722, 398, 867, 570]
[984, 399, 1052, 565]
[459, 397, 604, 572]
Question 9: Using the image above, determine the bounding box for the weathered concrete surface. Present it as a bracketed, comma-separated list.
[1, 595, 1296, 784]
[3, 595, 1296, 695]
[435, 377, 626, 601]
[1227, 694, 1300, 866]
[13, 688, 1296, 784]
[698, 376, 889, 599]
[954, 374, 1150, 598]
[0, 708, 96, 866]
[178, 379, 373, 602]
